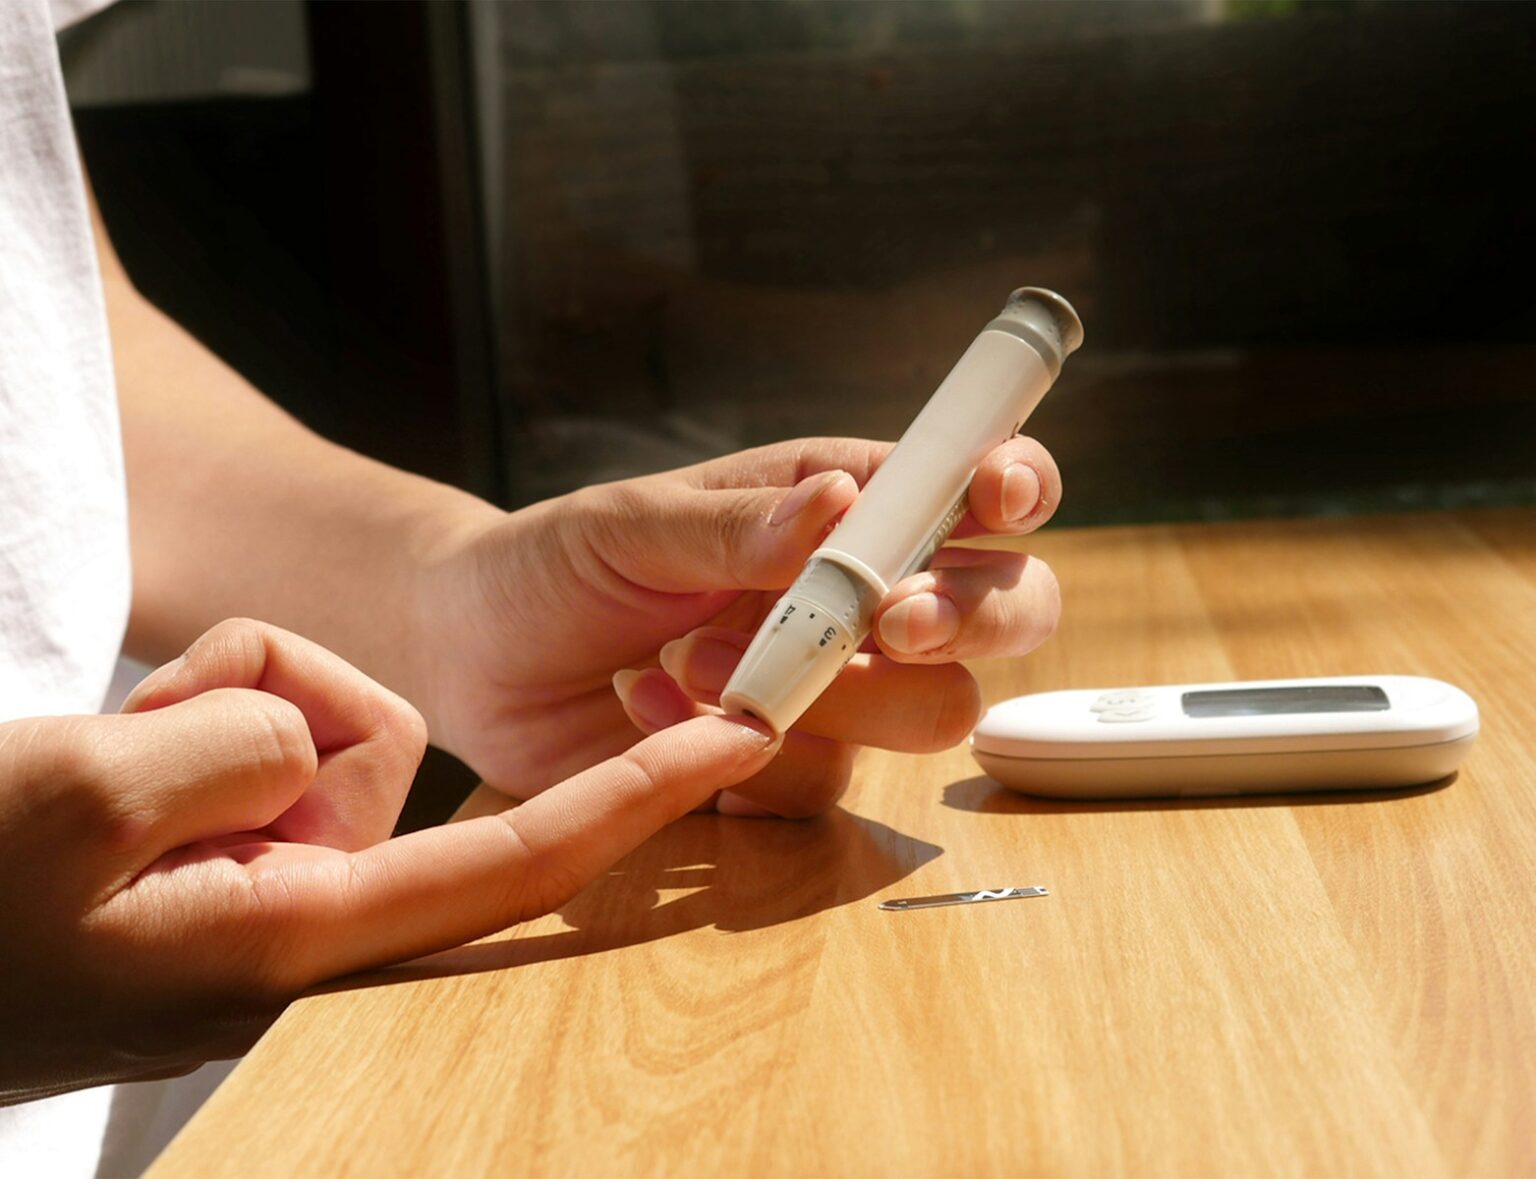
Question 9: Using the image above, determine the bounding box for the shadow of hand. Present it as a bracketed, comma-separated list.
[328, 808, 942, 990]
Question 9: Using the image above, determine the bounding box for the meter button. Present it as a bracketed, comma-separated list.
[1091, 690, 1153, 713]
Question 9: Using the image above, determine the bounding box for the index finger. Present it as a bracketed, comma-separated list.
[682, 437, 894, 492]
[683, 435, 1061, 539]
[269, 713, 780, 986]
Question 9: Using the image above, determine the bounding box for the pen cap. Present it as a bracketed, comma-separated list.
[990, 287, 1084, 377]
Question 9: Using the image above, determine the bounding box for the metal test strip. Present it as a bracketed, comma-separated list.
[878, 886, 1049, 911]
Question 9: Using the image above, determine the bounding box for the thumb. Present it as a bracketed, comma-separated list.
[257, 713, 781, 987]
[580, 470, 858, 593]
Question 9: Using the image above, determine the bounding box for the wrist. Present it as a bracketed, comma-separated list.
[397, 478, 506, 744]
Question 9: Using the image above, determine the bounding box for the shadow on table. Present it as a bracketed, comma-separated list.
[942, 773, 1457, 815]
[320, 808, 941, 992]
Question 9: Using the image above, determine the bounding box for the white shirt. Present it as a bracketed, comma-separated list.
[0, 0, 129, 720]
[0, 1, 167, 1174]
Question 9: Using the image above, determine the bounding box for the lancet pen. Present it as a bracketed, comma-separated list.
[720, 287, 1084, 734]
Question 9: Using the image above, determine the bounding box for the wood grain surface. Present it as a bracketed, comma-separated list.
[147, 509, 1536, 1178]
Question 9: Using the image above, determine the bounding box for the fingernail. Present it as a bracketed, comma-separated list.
[878, 592, 960, 655]
[719, 713, 780, 750]
[770, 470, 851, 527]
[1001, 463, 1041, 525]
[660, 633, 746, 697]
[612, 669, 692, 731]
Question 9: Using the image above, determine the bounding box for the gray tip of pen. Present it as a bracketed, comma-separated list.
[1002, 287, 1085, 367]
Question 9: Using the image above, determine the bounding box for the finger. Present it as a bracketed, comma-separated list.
[659, 628, 980, 752]
[682, 435, 1061, 539]
[612, 667, 734, 817]
[575, 468, 859, 593]
[93, 688, 318, 864]
[716, 730, 855, 819]
[874, 550, 1060, 663]
[612, 665, 861, 815]
[122, 618, 423, 756]
[952, 435, 1063, 537]
[611, 667, 705, 735]
[261, 714, 781, 986]
[680, 437, 894, 492]
[123, 619, 426, 850]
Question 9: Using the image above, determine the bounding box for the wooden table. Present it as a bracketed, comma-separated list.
[149, 509, 1536, 1178]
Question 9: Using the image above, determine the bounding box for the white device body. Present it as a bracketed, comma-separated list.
[971, 675, 1478, 798]
[813, 327, 1055, 597]
[720, 288, 1083, 733]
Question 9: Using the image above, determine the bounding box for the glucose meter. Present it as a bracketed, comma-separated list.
[970, 675, 1478, 798]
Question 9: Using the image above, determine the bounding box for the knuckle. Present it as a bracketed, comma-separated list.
[369, 689, 429, 766]
[570, 482, 658, 580]
[493, 812, 584, 921]
[584, 480, 650, 536]
[614, 743, 669, 807]
[715, 494, 758, 583]
[96, 806, 154, 857]
[237, 692, 317, 787]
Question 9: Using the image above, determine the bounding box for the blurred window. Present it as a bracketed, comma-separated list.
[485, 0, 1536, 523]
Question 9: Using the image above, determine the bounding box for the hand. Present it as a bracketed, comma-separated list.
[0, 619, 778, 1102]
[418, 436, 1062, 816]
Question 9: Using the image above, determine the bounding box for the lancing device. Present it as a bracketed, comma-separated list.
[720, 287, 1084, 734]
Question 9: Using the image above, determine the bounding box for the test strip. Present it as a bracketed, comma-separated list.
[878, 886, 1049, 911]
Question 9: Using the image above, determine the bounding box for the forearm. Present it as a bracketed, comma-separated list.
[103, 231, 499, 716]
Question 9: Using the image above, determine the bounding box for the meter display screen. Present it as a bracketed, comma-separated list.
[1181, 685, 1390, 718]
